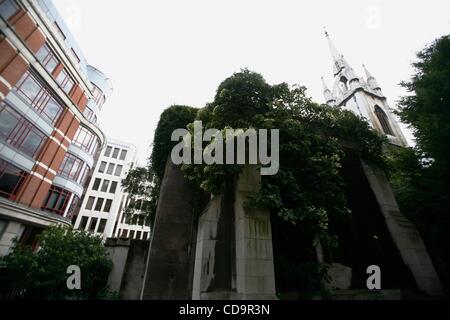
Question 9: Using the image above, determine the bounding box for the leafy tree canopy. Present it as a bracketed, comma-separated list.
[389, 34, 450, 289]
[397, 34, 450, 173]
[0, 226, 113, 300]
[179, 69, 386, 248]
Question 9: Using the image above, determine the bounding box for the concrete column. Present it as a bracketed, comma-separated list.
[192, 166, 277, 300]
[192, 195, 233, 299]
[0, 221, 24, 256]
[234, 166, 277, 299]
[141, 159, 195, 299]
[361, 160, 443, 295]
[105, 238, 130, 294]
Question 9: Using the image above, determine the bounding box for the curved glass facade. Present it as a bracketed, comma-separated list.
[72, 125, 100, 156]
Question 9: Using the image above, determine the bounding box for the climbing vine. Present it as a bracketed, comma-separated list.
[144, 69, 386, 295]
[178, 69, 386, 248]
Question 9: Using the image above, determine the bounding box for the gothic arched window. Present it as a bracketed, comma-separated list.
[339, 76, 348, 92]
[374, 105, 393, 135]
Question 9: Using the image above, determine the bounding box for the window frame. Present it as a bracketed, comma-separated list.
[58, 153, 84, 182]
[36, 43, 60, 74]
[0, 101, 48, 159]
[0, 159, 28, 200]
[41, 186, 71, 216]
[15, 71, 64, 124]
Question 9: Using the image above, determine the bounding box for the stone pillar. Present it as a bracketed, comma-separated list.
[361, 160, 443, 295]
[192, 165, 277, 300]
[234, 166, 277, 299]
[140, 159, 195, 299]
[192, 195, 235, 299]
[0, 221, 25, 256]
[105, 238, 130, 294]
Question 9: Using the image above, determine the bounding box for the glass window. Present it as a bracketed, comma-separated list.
[112, 148, 120, 159]
[0, 0, 19, 20]
[15, 71, 63, 124]
[103, 199, 112, 213]
[0, 159, 28, 200]
[97, 219, 107, 233]
[119, 149, 127, 160]
[42, 186, 71, 215]
[91, 84, 105, 109]
[0, 101, 47, 159]
[72, 126, 98, 155]
[129, 230, 135, 239]
[56, 68, 74, 94]
[89, 217, 98, 232]
[104, 146, 112, 157]
[114, 165, 123, 177]
[92, 178, 101, 191]
[79, 216, 89, 230]
[143, 232, 148, 240]
[94, 197, 104, 211]
[66, 196, 79, 220]
[70, 48, 80, 64]
[98, 161, 107, 173]
[83, 107, 95, 123]
[58, 153, 84, 181]
[106, 163, 115, 175]
[36, 43, 60, 74]
[53, 22, 66, 40]
[136, 231, 141, 239]
[85, 196, 95, 210]
[109, 181, 117, 194]
[374, 105, 394, 136]
[78, 164, 90, 186]
[101, 179, 109, 192]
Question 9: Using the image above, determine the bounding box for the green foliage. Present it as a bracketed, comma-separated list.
[150, 105, 198, 180]
[121, 166, 156, 228]
[397, 35, 450, 172]
[387, 34, 450, 289]
[0, 226, 113, 300]
[149, 69, 385, 294]
[180, 69, 385, 249]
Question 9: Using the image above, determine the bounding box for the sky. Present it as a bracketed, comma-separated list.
[52, 0, 450, 165]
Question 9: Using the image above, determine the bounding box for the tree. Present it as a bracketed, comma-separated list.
[121, 166, 156, 228]
[389, 34, 450, 290]
[397, 34, 450, 172]
[0, 226, 113, 299]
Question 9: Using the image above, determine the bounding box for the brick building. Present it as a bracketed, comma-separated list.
[0, 0, 111, 255]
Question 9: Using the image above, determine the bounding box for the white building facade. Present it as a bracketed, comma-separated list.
[74, 138, 150, 240]
[321, 31, 408, 147]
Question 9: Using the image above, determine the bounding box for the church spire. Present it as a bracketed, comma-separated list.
[324, 27, 343, 75]
[321, 76, 336, 105]
[324, 28, 358, 82]
[363, 64, 381, 93]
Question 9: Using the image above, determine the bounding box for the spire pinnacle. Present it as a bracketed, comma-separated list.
[321, 76, 329, 91]
[321, 76, 336, 105]
[362, 64, 373, 79]
[324, 27, 341, 63]
[362, 64, 381, 91]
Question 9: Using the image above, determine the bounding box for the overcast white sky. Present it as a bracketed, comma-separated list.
[52, 0, 450, 165]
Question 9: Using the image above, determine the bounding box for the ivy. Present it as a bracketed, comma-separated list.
[178, 69, 385, 249]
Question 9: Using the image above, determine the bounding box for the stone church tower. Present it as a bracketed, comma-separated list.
[321, 31, 408, 147]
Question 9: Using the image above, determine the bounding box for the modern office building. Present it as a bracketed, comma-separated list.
[0, 0, 111, 255]
[74, 138, 150, 241]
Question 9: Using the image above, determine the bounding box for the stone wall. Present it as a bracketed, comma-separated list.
[192, 165, 277, 299]
[105, 238, 149, 299]
[140, 159, 196, 299]
[361, 160, 443, 295]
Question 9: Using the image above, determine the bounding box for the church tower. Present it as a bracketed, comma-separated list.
[321, 30, 408, 147]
